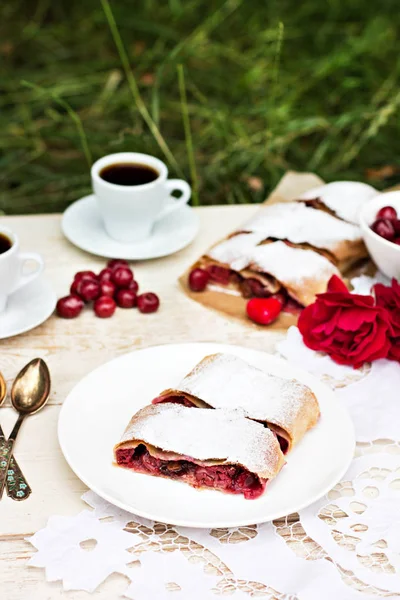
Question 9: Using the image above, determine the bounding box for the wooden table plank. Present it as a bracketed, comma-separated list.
[0, 207, 285, 598]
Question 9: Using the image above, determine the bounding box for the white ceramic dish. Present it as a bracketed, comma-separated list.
[0, 276, 56, 339]
[61, 194, 199, 260]
[58, 343, 355, 528]
[360, 191, 400, 279]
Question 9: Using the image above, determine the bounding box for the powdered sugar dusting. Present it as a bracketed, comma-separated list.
[242, 202, 361, 249]
[118, 403, 283, 479]
[179, 353, 319, 443]
[299, 181, 377, 224]
[208, 232, 266, 271]
[246, 241, 339, 288]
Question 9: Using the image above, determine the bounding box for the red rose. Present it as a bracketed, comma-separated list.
[298, 275, 392, 368]
[374, 279, 400, 362]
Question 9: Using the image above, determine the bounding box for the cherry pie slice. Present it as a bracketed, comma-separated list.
[114, 403, 285, 499]
[203, 238, 340, 307]
[153, 353, 320, 454]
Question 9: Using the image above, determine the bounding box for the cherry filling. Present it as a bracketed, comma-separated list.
[152, 396, 290, 454]
[240, 278, 273, 299]
[277, 436, 289, 454]
[207, 265, 232, 285]
[152, 395, 194, 407]
[116, 444, 266, 499]
[189, 265, 304, 316]
[282, 296, 303, 316]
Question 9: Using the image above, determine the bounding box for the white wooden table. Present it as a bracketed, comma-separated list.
[0, 206, 287, 599]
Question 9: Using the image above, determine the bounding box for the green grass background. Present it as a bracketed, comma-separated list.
[1, 0, 400, 214]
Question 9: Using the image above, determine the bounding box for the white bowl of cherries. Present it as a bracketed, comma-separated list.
[360, 191, 400, 279]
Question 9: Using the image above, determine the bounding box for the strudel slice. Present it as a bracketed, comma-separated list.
[154, 353, 320, 453]
[114, 403, 284, 499]
[203, 238, 340, 307]
[298, 181, 377, 225]
[241, 202, 366, 269]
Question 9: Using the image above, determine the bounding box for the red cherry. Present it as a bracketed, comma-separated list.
[112, 266, 134, 288]
[71, 271, 98, 297]
[189, 268, 210, 292]
[100, 281, 116, 297]
[376, 206, 397, 220]
[207, 265, 231, 285]
[371, 218, 395, 241]
[98, 268, 113, 283]
[116, 288, 137, 308]
[56, 295, 84, 319]
[394, 238, 400, 246]
[393, 219, 400, 235]
[93, 296, 116, 318]
[127, 280, 139, 294]
[107, 259, 129, 271]
[70, 279, 80, 296]
[77, 280, 101, 302]
[74, 271, 97, 283]
[246, 297, 282, 325]
[137, 292, 160, 313]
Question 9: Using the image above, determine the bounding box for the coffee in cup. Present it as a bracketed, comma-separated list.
[99, 163, 160, 186]
[0, 232, 12, 255]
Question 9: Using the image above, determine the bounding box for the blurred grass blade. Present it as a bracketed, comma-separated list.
[151, 0, 243, 139]
[338, 89, 400, 169]
[100, 0, 182, 175]
[272, 21, 284, 86]
[266, 21, 284, 151]
[177, 64, 199, 206]
[21, 80, 92, 168]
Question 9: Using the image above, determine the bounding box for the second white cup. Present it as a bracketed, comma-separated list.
[91, 152, 191, 243]
[0, 226, 44, 313]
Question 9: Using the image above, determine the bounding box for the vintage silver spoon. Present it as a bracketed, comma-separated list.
[0, 371, 32, 500]
[0, 359, 50, 499]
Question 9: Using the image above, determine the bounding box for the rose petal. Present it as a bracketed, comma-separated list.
[318, 293, 375, 308]
[337, 307, 378, 331]
[327, 275, 348, 294]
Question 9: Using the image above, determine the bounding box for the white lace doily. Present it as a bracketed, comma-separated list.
[28, 275, 400, 599]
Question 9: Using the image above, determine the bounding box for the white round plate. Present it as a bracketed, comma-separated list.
[61, 194, 199, 260]
[58, 343, 355, 528]
[0, 276, 56, 339]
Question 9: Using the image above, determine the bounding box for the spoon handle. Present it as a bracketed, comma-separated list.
[5, 453, 31, 500]
[0, 414, 24, 499]
[0, 439, 14, 499]
[0, 425, 31, 500]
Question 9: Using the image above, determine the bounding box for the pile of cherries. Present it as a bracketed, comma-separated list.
[188, 265, 284, 326]
[370, 205, 400, 244]
[56, 259, 159, 319]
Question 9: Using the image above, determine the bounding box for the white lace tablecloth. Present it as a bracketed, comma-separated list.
[28, 276, 400, 599]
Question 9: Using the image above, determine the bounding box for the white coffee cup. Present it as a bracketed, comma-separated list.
[91, 152, 191, 243]
[0, 226, 44, 313]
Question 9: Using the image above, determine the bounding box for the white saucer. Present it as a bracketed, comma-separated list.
[61, 194, 199, 260]
[0, 277, 56, 340]
[58, 342, 355, 528]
